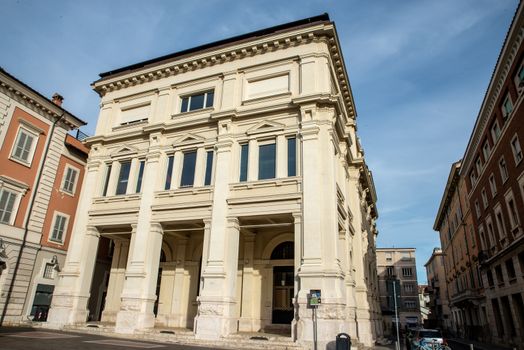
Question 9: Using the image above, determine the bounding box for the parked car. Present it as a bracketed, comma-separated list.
[409, 329, 446, 349]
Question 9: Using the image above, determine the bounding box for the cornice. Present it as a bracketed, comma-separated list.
[462, 6, 524, 173]
[92, 23, 356, 119]
[0, 70, 85, 129]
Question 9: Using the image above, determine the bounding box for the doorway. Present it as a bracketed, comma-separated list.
[272, 266, 294, 324]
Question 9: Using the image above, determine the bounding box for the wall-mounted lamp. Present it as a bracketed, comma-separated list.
[50, 255, 60, 272]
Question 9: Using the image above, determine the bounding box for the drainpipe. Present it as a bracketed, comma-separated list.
[0, 113, 65, 326]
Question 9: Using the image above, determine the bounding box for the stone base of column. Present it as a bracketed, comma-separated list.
[356, 307, 373, 347]
[194, 299, 237, 339]
[101, 310, 118, 323]
[115, 297, 156, 334]
[46, 293, 90, 328]
[296, 301, 350, 349]
[238, 317, 262, 332]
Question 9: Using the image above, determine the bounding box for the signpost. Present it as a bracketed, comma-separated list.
[307, 289, 321, 350]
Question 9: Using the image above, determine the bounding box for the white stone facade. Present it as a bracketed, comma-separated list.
[46, 15, 382, 348]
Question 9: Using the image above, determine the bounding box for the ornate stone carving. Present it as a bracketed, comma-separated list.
[198, 303, 224, 316]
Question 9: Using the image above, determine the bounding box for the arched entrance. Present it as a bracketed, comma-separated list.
[270, 241, 294, 324]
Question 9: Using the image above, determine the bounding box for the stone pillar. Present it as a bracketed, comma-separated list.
[115, 223, 163, 333]
[47, 160, 104, 327]
[193, 147, 206, 187]
[170, 238, 188, 327]
[106, 160, 120, 196]
[170, 151, 183, 190]
[195, 217, 240, 339]
[101, 240, 129, 322]
[126, 158, 139, 195]
[276, 134, 286, 178]
[247, 138, 258, 182]
[115, 150, 164, 333]
[296, 106, 347, 349]
[239, 232, 256, 331]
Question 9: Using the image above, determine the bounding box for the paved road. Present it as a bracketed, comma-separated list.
[0, 327, 217, 350]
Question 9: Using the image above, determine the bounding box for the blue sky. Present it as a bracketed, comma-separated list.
[2, 0, 519, 283]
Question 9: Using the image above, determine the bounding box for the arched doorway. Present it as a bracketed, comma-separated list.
[270, 241, 294, 324]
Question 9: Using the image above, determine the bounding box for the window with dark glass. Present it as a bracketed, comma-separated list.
[102, 164, 112, 196]
[135, 160, 145, 193]
[115, 161, 131, 195]
[0, 189, 17, 224]
[287, 137, 296, 177]
[239, 144, 248, 182]
[164, 155, 174, 190]
[180, 151, 197, 187]
[204, 150, 213, 186]
[180, 90, 214, 113]
[258, 142, 276, 180]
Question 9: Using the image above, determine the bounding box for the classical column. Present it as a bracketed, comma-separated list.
[115, 150, 164, 333]
[47, 160, 103, 327]
[170, 151, 183, 190]
[170, 238, 188, 327]
[296, 106, 347, 349]
[193, 147, 206, 187]
[101, 240, 129, 322]
[126, 158, 139, 195]
[276, 134, 287, 178]
[247, 138, 258, 182]
[106, 160, 120, 196]
[239, 232, 256, 332]
[115, 223, 163, 333]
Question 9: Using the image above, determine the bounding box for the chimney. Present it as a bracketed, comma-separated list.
[52, 93, 64, 107]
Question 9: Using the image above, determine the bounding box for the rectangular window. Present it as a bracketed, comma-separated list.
[402, 267, 413, 277]
[135, 160, 145, 193]
[180, 90, 214, 113]
[475, 200, 481, 218]
[165, 155, 174, 190]
[511, 135, 523, 164]
[115, 161, 131, 195]
[495, 265, 504, 285]
[180, 151, 197, 187]
[481, 188, 488, 209]
[487, 270, 494, 287]
[0, 189, 17, 224]
[496, 210, 507, 241]
[11, 127, 37, 164]
[501, 94, 513, 120]
[506, 259, 516, 280]
[258, 142, 276, 180]
[491, 120, 501, 143]
[499, 157, 509, 182]
[483, 140, 491, 160]
[386, 266, 394, 277]
[519, 252, 524, 276]
[287, 137, 296, 177]
[62, 167, 78, 194]
[516, 61, 524, 89]
[507, 197, 520, 230]
[470, 171, 477, 187]
[475, 157, 483, 174]
[50, 213, 67, 243]
[489, 173, 497, 197]
[239, 144, 249, 182]
[204, 150, 213, 186]
[102, 164, 112, 196]
[386, 252, 392, 261]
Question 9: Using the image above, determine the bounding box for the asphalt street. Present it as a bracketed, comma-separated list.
[0, 327, 220, 350]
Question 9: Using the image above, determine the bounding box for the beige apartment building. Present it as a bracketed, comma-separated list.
[376, 248, 420, 335]
[425, 248, 452, 332]
[45, 15, 383, 348]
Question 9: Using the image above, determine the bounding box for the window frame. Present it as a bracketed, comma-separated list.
[258, 139, 277, 180]
[510, 134, 523, 165]
[0, 176, 27, 226]
[180, 90, 215, 113]
[491, 120, 501, 144]
[48, 211, 69, 244]
[0, 188, 19, 225]
[481, 188, 489, 209]
[60, 164, 80, 195]
[204, 149, 214, 186]
[514, 59, 524, 91]
[501, 93, 513, 121]
[499, 156, 509, 183]
[115, 160, 132, 195]
[180, 150, 197, 188]
[482, 140, 491, 161]
[489, 173, 497, 197]
[10, 124, 39, 166]
[239, 143, 249, 182]
[504, 190, 520, 233]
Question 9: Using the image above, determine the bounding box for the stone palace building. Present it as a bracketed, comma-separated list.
[46, 14, 382, 348]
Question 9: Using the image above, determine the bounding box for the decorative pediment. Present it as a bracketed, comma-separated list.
[246, 120, 285, 135]
[173, 133, 205, 146]
[111, 145, 139, 157]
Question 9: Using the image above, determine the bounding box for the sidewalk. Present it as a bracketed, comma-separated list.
[448, 338, 515, 350]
